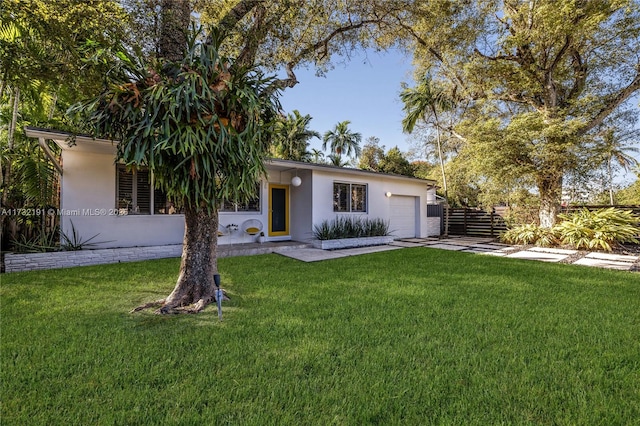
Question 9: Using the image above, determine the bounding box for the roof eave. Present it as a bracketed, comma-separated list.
[24, 127, 438, 186]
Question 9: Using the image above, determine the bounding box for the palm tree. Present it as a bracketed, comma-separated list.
[328, 153, 349, 167]
[271, 110, 320, 161]
[322, 120, 362, 159]
[597, 127, 639, 205]
[309, 148, 325, 164]
[400, 75, 454, 198]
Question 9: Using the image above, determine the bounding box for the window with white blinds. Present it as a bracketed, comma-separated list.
[116, 165, 178, 215]
[116, 165, 260, 215]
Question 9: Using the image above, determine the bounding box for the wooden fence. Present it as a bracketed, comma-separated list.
[443, 205, 640, 238]
[445, 207, 508, 238]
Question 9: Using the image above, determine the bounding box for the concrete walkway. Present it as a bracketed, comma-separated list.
[277, 236, 640, 272]
[5, 237, 637, 273]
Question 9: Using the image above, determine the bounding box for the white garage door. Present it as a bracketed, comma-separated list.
[389, 196, 417, 238]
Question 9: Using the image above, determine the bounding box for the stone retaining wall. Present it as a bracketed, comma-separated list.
[4, 241, 310, 273]
[312, 236, 395, 250]
[4, 245, 183, 273]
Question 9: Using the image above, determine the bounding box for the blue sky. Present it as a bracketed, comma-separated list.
[279, 49, 417, 157]
[278, 49, 639, 185]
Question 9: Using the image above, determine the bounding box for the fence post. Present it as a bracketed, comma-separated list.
[463, 207, 468, 236]
[491, 208, 496, 238]
[444, 204, 450, 237]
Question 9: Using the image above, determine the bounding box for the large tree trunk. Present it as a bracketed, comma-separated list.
[432, 109, 448, 199]
[608, 159, 615, 205]
[159, 204, 220, 313]
[158, 0, 191, 62]
[537, 173, 563, 228]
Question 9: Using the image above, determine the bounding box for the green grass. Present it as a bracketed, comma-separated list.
[2, 248, 639, 425]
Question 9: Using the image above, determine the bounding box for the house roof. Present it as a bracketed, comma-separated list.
[25, 126, 437, 186]
[265, 158, 436, 185]
[25, 126, 118, 155]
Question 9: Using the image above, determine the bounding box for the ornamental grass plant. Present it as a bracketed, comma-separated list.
[312, 216, 390, 240]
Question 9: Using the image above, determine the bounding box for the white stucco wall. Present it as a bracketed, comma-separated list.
[57, 147, 438, 249]
[60, 149, 273, 248]
[309, 169, 436, 239]
[289, 170, 314, 242]
[60, 150, 185, 248]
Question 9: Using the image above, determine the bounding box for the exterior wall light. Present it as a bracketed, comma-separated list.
[291, 176, 302, 187]
[385, 192, 392, 197]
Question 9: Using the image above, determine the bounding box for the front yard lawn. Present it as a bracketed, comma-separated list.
[2, 248, 639, 425]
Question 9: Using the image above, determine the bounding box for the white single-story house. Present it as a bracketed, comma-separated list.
[25, 127, 441, 249]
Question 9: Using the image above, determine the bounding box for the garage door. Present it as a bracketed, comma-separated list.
[389, 196, 417, 238]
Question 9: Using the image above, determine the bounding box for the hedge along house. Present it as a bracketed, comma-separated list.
[25, 127, 440, 249]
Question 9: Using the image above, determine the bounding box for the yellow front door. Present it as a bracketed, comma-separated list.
[269, 184, 289, 236]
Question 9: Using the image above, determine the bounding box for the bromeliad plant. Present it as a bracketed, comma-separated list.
[69, 29, 280, 313]
[313, 216, 390, 240]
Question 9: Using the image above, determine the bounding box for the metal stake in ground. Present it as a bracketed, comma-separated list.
[214, 274, 223, 321]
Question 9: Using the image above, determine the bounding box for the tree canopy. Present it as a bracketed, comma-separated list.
[270, 110, 320, 161]
[358, 137, 415, 177]
[63, 0, 422, 313]
[403, 0, 640, 225]
[1, 0, 131, 249]
[196, 0, 411, 85]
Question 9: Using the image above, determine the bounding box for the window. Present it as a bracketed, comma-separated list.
[116, 165, 179, 215]
[333, 182, 367, 212]
[219, 184, 261, 212]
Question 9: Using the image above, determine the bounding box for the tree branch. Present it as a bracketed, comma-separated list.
[395, 18, 470, 95]
[433, 122, 468, 143]
[578, 72, 640, 137]
[214, 1, 395, 93]
[236, 3, 268, 67]
[494, 92, 544, 110]
[299, 18, 383, 63]
[209, 0, 264, 43]
[449, 128, 468, 143]
[269, 16, 392, 92]
[206, 0, 265, 44]
[547, 35, 572, 76]
[565, 48, 587, 103]
[473, 48, 518, 62]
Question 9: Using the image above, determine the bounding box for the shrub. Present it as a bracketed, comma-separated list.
[555, 208, 640, 251]
[12, 226, 61, 253]
[363, 217, 391, 237]
[501, 208, 640, 252]
[500, 224, 559, 246]
[313, 216, 390, 240]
